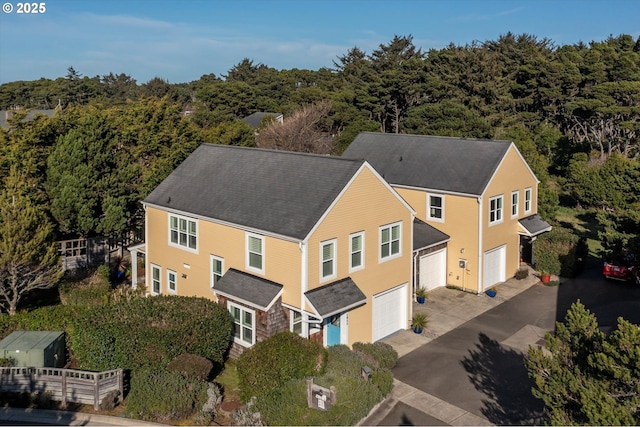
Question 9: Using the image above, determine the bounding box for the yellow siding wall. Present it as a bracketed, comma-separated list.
[397, 188, 480, 292]
[308, 166, 413, 346]
[145, 206, 301, 305]
[482, 145, 538, 286]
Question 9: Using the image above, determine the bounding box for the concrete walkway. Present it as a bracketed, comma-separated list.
[361, 267, 542, 426]
[0, 407, 165, 426]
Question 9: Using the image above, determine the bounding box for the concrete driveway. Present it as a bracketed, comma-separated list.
[362, 260, 640, 426]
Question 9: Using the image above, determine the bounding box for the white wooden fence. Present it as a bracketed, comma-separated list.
[0, 367, 123, 410]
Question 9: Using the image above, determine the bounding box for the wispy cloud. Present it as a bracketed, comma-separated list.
[452, 6, 525, 23]
[80, 12, 176, 30]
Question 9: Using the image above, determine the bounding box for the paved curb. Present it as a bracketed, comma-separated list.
[0, 407, 166, 426]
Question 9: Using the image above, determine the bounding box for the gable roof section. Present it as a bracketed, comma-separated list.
[413, 218, 450, 251]
[304, 277, 367, 318]
[214, 268, 283, 311]
[518, 214, 552, 237]
[343, 132, 512, 196]
[144, 143, 365, 240]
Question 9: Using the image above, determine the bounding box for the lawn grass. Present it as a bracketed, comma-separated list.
[555, 206, 603, 257]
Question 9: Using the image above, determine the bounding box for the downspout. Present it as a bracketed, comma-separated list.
[409, 214, 415, 327]
[299, 240, 309, 337]
[477, 196, 483, 295]
[144, 203, 149, 296]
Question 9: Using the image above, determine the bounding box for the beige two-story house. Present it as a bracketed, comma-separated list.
[343, 132, 551, 295]
[137, 143, 415, 357]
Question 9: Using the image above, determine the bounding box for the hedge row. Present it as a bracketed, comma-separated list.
[70, 295, 233, 374]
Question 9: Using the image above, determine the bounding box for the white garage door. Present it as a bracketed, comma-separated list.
[484, 245, 506, 289]
[419, 249, 447, 291]
[372, 284, 407, 342]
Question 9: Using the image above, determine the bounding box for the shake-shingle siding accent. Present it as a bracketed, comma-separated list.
[343, 132, 512, 195]
[144, 143, 364, 240]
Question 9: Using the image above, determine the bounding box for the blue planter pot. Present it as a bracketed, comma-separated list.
[413, 326, 423, 334]
[416, 296, 426, 304]
[486, 289, 497, 298]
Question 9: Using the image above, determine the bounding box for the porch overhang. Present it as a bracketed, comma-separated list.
[214, 268, 283, 311]
[518, 214, 552, 238]
[413, 218, 450, 252]
[304, 277, 366, 319]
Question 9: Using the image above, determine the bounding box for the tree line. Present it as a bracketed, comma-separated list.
[1, 32, 639, 313]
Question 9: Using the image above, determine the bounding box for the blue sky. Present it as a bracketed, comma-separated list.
[0, 0, 638, 84]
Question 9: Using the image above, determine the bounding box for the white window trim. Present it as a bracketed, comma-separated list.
[245, 232, 265, 274]
[150, 264, 161, 296]
[379, 221, 402, 262]
[210, 254, 224, 289]
[290, 309, 303, 336]
[349, 232, 365, 273]
[167, 269, 177, 294]
[489, 195, 504, 225]
[511, 190, 519, 219]
[320, 239, 337, 282]
[427, 193, 445, 223]
[228, 301, 256, 347]
[524, 187, 532, 214]
[168, 213, 198, 253]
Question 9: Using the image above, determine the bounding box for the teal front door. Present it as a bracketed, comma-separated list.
[327, 314, 341, 346]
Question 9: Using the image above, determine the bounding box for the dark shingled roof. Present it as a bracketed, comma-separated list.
[242, 112, 282, 129]
[305, 278, 367, 318]
[413, 218, 449, 251]
[214, 268, 283, 310]
[343, 132, 512, 195]
[519, 214, 552, 237]
[144, 144, 365, 240]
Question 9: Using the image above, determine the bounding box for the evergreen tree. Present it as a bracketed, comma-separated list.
[526, 301, 640, 425]
[0, 167, 62, 315]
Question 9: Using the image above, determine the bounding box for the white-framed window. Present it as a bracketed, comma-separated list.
[321, 239, 337, 281]
[210, 255, 224, 288]
[290, 310, 303, 336]
[380, 222, 402, 261]
[151, 264, 161, 295]
[350, 232, 365, 272]
[511, 191, 519, 218]
[228, 302, 255, 347]
[169, 214, 197, 251]
[524, 187, 532, 213]
[246, 233, 264, 273]
[167, 269, 177, 293]
[489, 195, 503, 225]
[427, 194, 444, 222]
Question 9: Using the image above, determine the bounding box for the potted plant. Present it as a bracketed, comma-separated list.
[540, 270, 551, 284]
[412, 313, 428, 334]
[415, 287, 427, 304]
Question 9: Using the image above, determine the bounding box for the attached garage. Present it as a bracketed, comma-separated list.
[419, 249, 447, 291]
[372, 284, 407, 342]
[483, 245, 506, 289]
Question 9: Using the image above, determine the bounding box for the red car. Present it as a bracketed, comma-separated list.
[603, 253, 639, 284]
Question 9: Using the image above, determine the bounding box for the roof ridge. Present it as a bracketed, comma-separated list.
[357, 131, 512, 144]
[200, 142, 365, 164]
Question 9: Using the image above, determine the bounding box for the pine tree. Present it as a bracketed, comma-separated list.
[0, 167, 63, 315]
[526, 301, 640, 425]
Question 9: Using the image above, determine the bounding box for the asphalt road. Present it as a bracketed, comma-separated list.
[390, 259, 640, 426]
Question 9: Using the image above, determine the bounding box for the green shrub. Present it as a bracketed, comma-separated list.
[237, 331, 327, 402]
[167, 353, 213, 381]
[0, 357, 14, 367]
[70, 296, 232, 375]
[352, 341, 398, 369]
[96, 264, 111, 285]
[59, 280, 110, 306]
[371, 368, 394, 396]
[534, 227, 582, 277]
[126, 369, 208, 422]
[256, 345, 387, 426]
